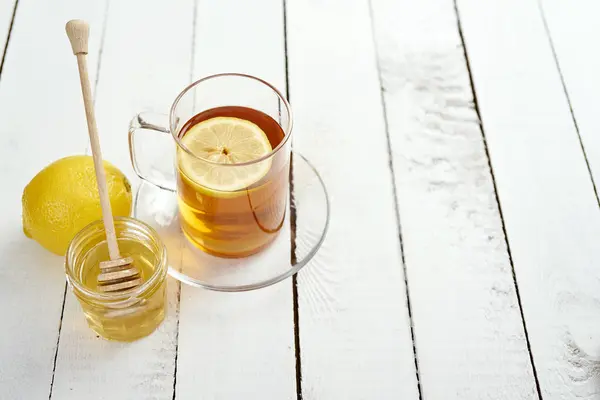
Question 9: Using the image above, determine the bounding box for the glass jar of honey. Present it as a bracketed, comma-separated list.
[65, 217, 168, 341]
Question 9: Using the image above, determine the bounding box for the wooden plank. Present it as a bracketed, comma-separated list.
[540, 0, 600, 200]
[456, 0, 600, 398]
[49, 1, 193, 399]
[173, 1, 297, 399]
[369, 0, 539, 398]
[287, 0, 419, 398]
[0, 1, 106, 398]
[0, 0, 16, 61]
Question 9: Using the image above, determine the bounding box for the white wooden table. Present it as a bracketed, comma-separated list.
[2, 0, 600, 399]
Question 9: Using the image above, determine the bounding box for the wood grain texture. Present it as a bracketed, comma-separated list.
[540, 0, 600, 200]
[370, 0, 538, 398]
[65, 20, 90, 55]
[0, 1, 106, 398]
[457, 0, 600, 398]
[173, 1, 297, 399]
[0, 0, 16, 61]
[50, 1, 194, 399]
[287, 0, 419, 398]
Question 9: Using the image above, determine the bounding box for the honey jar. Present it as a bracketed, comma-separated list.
[65, 217, 168, 341]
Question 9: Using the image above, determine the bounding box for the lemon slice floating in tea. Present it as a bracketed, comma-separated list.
[179, 116, 273, 191]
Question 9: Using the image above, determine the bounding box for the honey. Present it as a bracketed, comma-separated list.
[65, 217, 167, 341]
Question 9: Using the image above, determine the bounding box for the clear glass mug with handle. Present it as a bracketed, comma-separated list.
[129, 73, 293, 258]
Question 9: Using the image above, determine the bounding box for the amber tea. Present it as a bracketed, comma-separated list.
[176, 106, 289, 257]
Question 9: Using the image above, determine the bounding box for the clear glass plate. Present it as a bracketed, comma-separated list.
[133, 153, 330, 291]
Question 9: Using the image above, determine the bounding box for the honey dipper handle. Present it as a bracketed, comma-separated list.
[65, 20, 88, 55]
[66, 20, 121, 260]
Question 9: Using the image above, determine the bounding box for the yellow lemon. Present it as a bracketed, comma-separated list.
[179, 116, 272, 192]
[22, 155, 132, 255]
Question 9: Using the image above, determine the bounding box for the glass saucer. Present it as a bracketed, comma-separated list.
[133, 153, 330, 292]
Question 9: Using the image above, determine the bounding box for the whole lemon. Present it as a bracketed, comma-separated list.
[22, 155, 132, 255]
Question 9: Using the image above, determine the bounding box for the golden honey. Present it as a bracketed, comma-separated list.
[65, 217, 167, 341]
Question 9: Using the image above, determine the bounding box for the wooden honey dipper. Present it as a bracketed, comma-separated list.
[66, 20, 141, 292]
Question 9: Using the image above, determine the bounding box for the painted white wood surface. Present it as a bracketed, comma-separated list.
[457, 0, 600, 398]
[540, 0, 600, 199]
[287, 0, 419, 398]
[0, 0, 16, 57]
[174, 1, 297, 399]
[370, 0, 538, 398]
[0, 1, 106, 398]
[50, 1, 193, 399]
[4, 0, 600, 398]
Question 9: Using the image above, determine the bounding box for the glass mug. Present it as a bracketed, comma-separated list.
[129, 73, 293, 257]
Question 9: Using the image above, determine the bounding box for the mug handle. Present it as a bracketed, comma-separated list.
[129, 112, 177, 192]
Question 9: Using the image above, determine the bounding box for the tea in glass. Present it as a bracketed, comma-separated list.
[129, 73, 293, 258]
[176, 106, 289, 257]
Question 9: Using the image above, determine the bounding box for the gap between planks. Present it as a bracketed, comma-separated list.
[0, 0, 19, 80]
[282, 1, 304, 399]
[366, 0, 423, 398]
[170, 242, 183, 400]
[172, 2, 198, 398]
[47, 283, 68, 400]
[454, 0, 543, 398]
[536, 0, 600, 209]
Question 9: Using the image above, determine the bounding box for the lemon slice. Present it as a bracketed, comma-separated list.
[179, 117, 273, 191]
